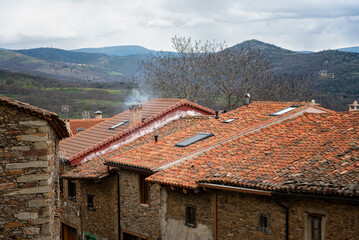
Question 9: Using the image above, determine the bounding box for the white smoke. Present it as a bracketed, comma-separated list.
[125, 89, 154, 106]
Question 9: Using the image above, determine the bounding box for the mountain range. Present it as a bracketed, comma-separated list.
[0, 39, 358, 112]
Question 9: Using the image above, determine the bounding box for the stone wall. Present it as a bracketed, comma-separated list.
[81, 174, 118, 239]
[215, 190, 359, 240]
[162, 187, 214, 240]
[0, 104, 60, 239]
[120, 170, 161, 240]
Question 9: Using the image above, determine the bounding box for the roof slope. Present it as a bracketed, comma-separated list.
[0, 95, 68, 139]
[67, 118, 107, 136]
[106, 101, 326, 171]
[63, 116, 208, 179]
[149, 112, 359, 197]
[60, 98, 214, 162]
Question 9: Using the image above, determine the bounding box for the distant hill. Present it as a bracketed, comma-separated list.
[72, 45, 153, 56]
[336, 46, 359, 53]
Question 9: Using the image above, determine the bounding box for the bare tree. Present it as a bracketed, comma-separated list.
[140, 36, 313, 110]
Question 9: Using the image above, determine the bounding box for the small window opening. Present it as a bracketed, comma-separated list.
[270, 106, 300, 116]
[185, 205, 196, 227]
[223, 119, 235, 123]
[175, 133, 214, 147]
[257, 213, 271, 233]
[87, 195, 95, 211]
[68, 181, 76, 201]
[309, 215, 322, 240]
[108, 120, 128, 130]
[139, 174, 150, 204]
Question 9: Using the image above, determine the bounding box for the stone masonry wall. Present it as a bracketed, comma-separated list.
[162, 187, 213, 240]
[120, 170, 161, 240]
[81, 174, 118, 239]
[0, 104, 60, 239]
[215, 190, 359, 240]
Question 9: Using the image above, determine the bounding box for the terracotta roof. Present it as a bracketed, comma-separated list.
[67, 118, 107, 136]
[63, 116, 208, 179]
[60, 98, 215, 163]
[0, 95, 68, 139]
[106, 101, 329, 171]
[148, 112, 359, 197]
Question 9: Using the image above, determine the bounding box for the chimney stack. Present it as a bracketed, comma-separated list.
[348, 100, 359, 112]
[94, 111, 103, 119]
[129, 104, 142, 125]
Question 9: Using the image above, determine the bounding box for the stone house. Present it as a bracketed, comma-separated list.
[0, 95, 68, 239]
[64, 101, 347, 240]
[59, 99, 214, 239]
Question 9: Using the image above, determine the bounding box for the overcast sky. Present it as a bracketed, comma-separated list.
[0, 0, 358, 51]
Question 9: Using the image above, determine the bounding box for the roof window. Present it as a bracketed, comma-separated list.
[175, 133, 214, 147]
[270, 106, 300, 116]
[223, 119, 235, 123]
[108, 120, 128, 130]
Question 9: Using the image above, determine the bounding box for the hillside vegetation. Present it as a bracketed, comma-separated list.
[0, 70, 135, 118]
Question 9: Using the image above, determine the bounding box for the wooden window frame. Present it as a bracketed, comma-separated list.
[185, 205, 196, 228]
[87, 194, 95, 211]
[139, 174, 150, 204]
[68, 180, 77, 202]
[256, 213, 271, 233]
[307, 214, 324, 240]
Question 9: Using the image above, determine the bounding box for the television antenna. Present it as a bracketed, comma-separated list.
[319, 70, 334, 79]
[61, 105, 70, 119]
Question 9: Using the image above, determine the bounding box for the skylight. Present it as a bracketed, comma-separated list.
[108, 120, 128, 130]
[270, 106, 300, 116]
[175, 133, 214, 147]
[223, 119, 235, 123]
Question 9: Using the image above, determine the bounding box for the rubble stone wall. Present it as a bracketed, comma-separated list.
[0, 104, 60, 239]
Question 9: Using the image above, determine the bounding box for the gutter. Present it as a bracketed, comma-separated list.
[198, 183, 272, 196]
[104, 162, 153, 175]
[273, 198, 289, 240]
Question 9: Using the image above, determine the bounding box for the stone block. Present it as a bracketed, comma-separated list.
[24, 149, 48, 156]
[17, 173, 49, 183]
[4, 169, 24, 175]
[38, 155, 51, 161]
[0, 182, 18, 191]
[38, 126, 51, 133]
[23, 227, 40, 235]
[34, 142, 48, 149]
[21, 181, 38, 189]
[6, 161, 48, 170]
[19, 121, 47, 127]
[17, 133, 48, 142]
[14, 212, 38, 220]
[28, 199, 48, 208]
[11, 146, 31, 151]
[17, 186, 51, 195]
[5, 222, 25, 229]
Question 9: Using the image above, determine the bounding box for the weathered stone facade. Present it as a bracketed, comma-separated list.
[61, 174, 118, 239]
[119, 170, 161, 240]
[0, 101, 67, 239]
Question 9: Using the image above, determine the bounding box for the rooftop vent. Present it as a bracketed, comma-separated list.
[108, 120, 128, 131]
[175, 133, 214, 147]
[349, 100, 359, 112]
[270, 106, 300, 116]
[94, 111, 103, 119]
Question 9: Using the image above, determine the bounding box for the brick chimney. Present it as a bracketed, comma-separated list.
[129, 104, 142, 125]
[348, 100, 359, 112]
[94, 111, 103, 119]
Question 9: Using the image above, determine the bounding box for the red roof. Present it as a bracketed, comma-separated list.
[60, 98, 215, 163]
[148, 112, 359, 197]
[105, 101, 329, 171]
[67, 118, 107, 136]
[0, 95, 68, 139]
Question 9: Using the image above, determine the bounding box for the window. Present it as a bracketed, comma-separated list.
[270, 106, 300, 116]
[256, 213, 271, 233]
[139, 174, 150, 204]
[87, 195, 95, 211]
[223, 119, 236, 123]
[108, 120, 128, 130]
[60, 177, 64, 198]
[175, 133, 214, 147]
[68, 181, 76, 201]
[123, 232, 145, 240]
[84, 232, 98, 240]
[185, 205, 196, 227]
[308, 215, 323, 240]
